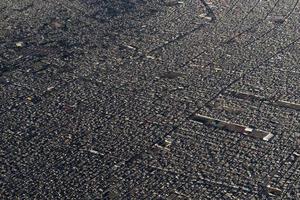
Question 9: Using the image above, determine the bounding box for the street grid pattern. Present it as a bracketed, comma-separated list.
[1, 0, 300, 199]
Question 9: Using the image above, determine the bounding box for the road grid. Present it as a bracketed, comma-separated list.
[1, 0, 300, 199]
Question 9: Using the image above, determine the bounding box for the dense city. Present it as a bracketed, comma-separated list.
[1, 0, 300, 199]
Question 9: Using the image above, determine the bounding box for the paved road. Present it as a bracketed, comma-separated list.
[1, 0, 300, 199]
